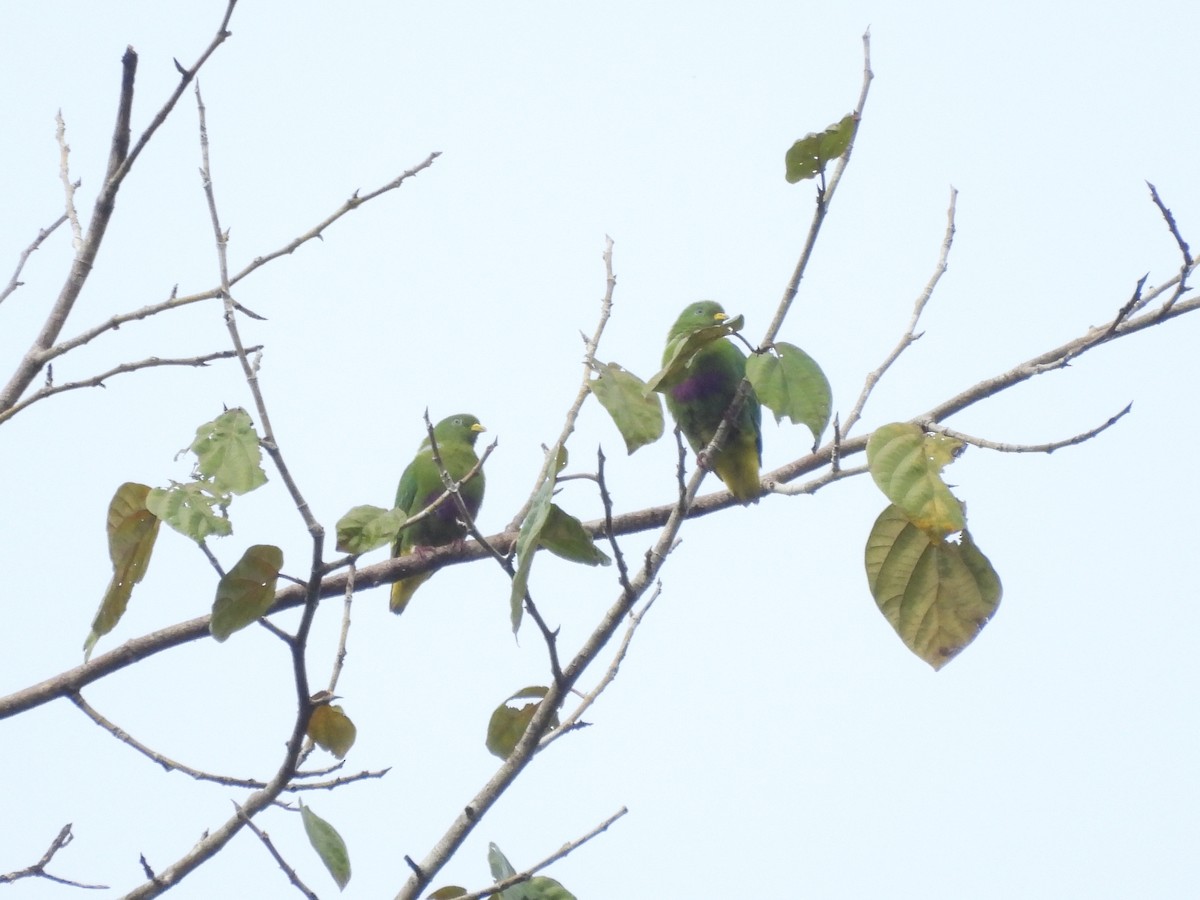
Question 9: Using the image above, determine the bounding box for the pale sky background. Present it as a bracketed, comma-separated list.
[2, 2, 1198, 898]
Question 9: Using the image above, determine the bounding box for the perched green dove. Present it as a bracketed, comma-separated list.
[390, 414, 487, 613]
[663, 301, 763, 502]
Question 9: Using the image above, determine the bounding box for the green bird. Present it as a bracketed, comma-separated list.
[663, 301, 763, 502]
[390, 413, 487, 613]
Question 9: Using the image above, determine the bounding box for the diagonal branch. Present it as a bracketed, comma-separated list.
[0, 213, 68, 306]
[0, 346, 261, 426]
[0, 1, 238, 415]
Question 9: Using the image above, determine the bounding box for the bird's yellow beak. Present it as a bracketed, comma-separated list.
[471, 423, 487, 433]
[714, 312, 729, 323]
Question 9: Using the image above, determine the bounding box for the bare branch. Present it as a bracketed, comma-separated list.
[0, 213, 68, 306]
[0, 823, 107, 890]
[841, 186, 957, 436]
[235, 804, 319, 900]
[505, 235, 617, 532]
[928, 403, 1132, 454]
[0, 1, 238, 416]
[195, 80, 322, 540]
[545, 585, 660, 747]
[55, 110, 84, 249]
[0, 346, 262, 426]
[69, 691, 269, 789]
[1146, 181, 1193, 313]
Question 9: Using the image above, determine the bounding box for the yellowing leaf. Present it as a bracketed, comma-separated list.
[864, 504, 1002, 670]
[591, 362, 664, 454]
[539, 504, 611, 567]
[335, 505, 406, 555]
[745, 342, 832, 442]
[486, 686, 556, 759]
[307, 704, 357, 758]
[866, 423, 965, 537]
[785, 113, 857, 183]
[645, 314, 745, 395]
[84, 482, 161, 660]
[210, 544, 283, 641]
[190, 408, 268, 495]
[300, 802, 351, 890]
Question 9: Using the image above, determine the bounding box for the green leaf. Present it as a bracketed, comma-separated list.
[488, 843, 518, 882]
[591, 362, 664, 454]
[427, 889, 468, 899]
[745, 342, 832, 441]
[84, 482, 162, 660]
[487, 844, 577, 899]
[515, 878, 577, 900]
[307, 703, 357, 758]
[210, 544, 283, 641]
[189, 408, 268, 495]
[486, 686, 556, 759]
[866, 423, 966, 537]
[539, 504, 611, 567]
[784, 112, 857, 183]
[335, 505, 407, 555]
[864, 504, 1002, 670]
[510, 473, 556, 633]
[645, 314, 745, 395]
[300, 803, 351, 890]
[146, 482, 233, 542]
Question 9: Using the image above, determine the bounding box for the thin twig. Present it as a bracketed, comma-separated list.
[505, 236, 617, 533]
[0, 823, 107, 889]
[841, 186, 957, 437]
[0, 2, 237, 417]
[234, 803, 319, 900]
[596, 446, 633, 595]
[0, 214, 68, 306]
[1146, 181, 1193, 313]
[928, 403, 1132, 453]
[69, 691, 269, 788]
[55, 110, 83, 249]
[544, 585, 660, 748]
[195, 80, 321, 539]
[0, 346, 262, 426]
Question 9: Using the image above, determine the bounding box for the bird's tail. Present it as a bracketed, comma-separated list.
[714, 449, 762, 504]
[390, 571, 433, 614]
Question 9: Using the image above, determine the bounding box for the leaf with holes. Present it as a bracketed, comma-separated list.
[486, 686, 556, 759]
[189, 407, 267, 495]
[785, 113, 857, 183]
[147, 481, 232, 542]
[867, 423, 965, 537]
